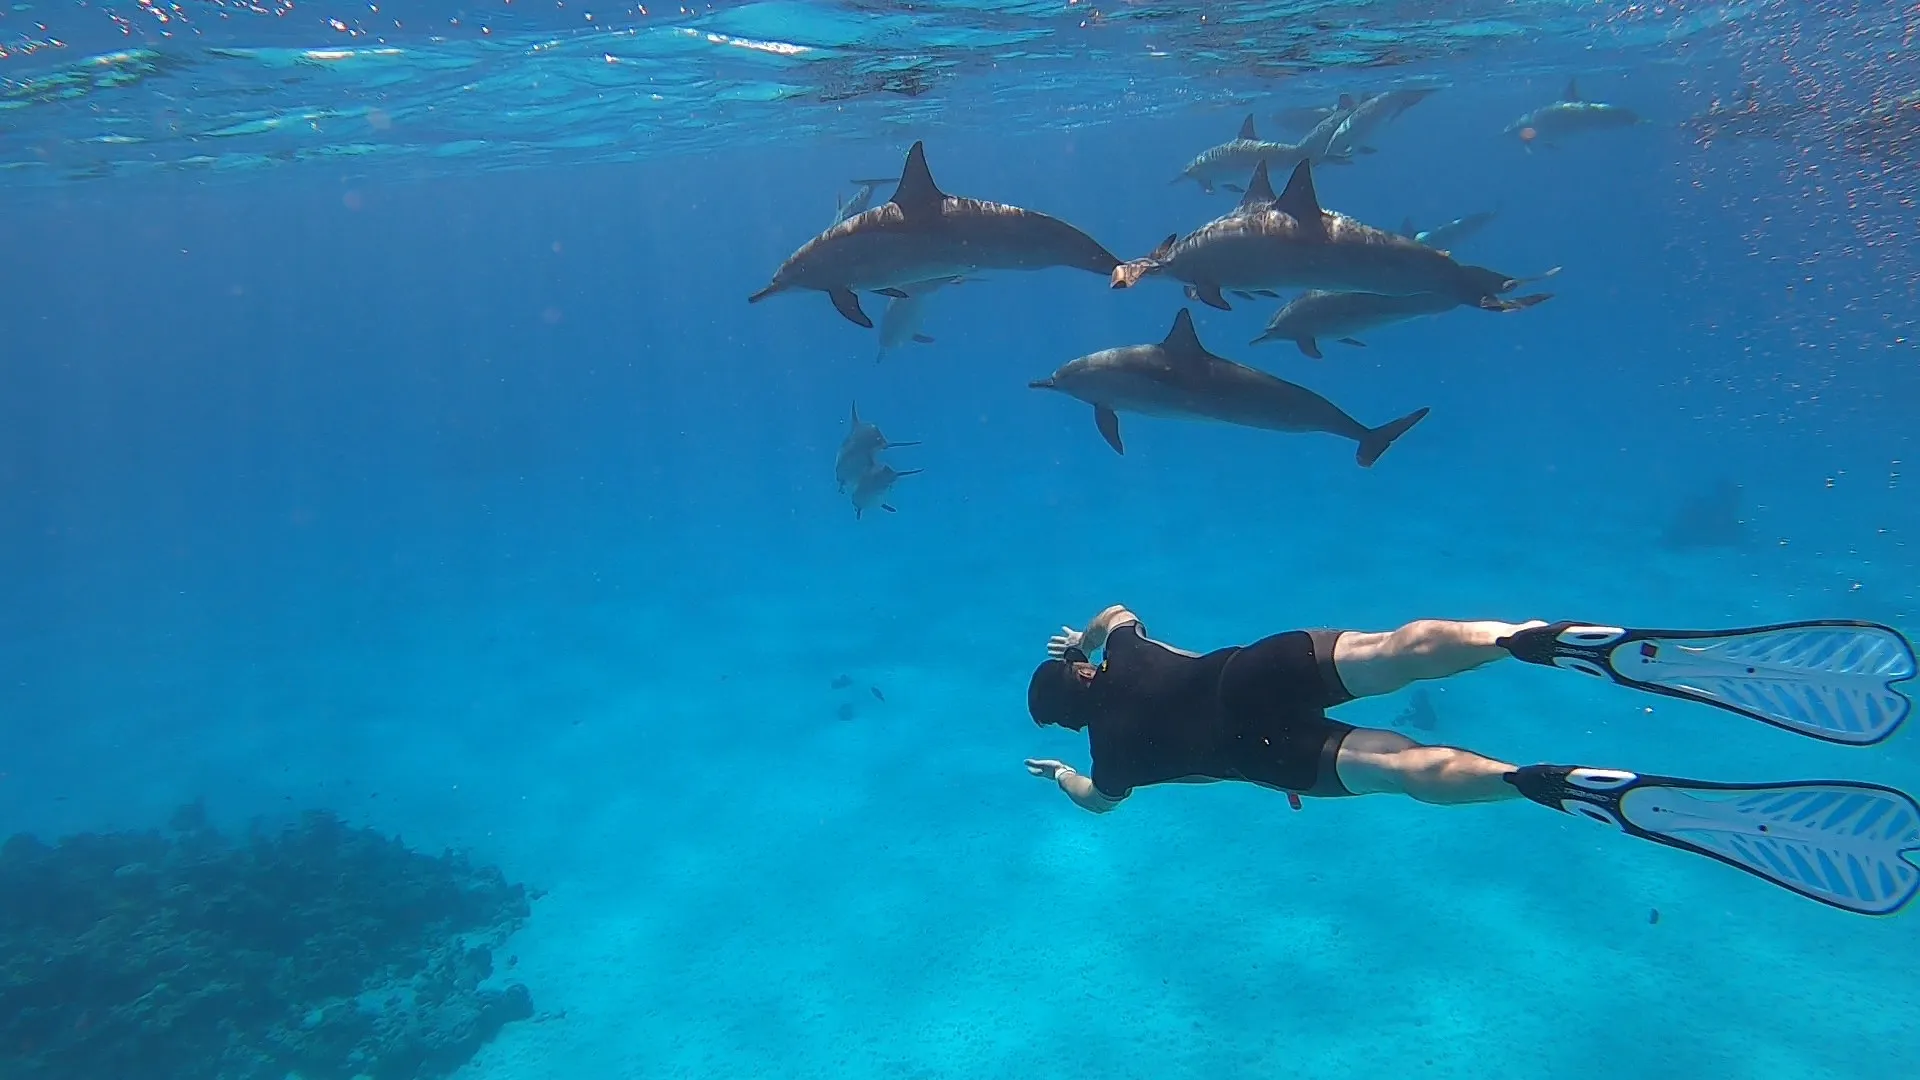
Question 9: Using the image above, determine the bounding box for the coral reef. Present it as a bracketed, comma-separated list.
[0, 802, 534, 1080]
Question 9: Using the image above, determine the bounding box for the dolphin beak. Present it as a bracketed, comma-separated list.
[1028, 377, 1057, 390]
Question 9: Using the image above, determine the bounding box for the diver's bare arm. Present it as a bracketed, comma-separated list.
[1057, 766, 1123, 814]
[1332, 619, 1549, 699]
[1080, 605, 1141, 655]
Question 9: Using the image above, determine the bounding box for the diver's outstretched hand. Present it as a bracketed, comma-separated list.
[1025, 758, 1069, 780]
[1046, 626, 1084, 659]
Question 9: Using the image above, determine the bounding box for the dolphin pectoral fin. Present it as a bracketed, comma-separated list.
[882, 504, 897, 513]
[1337, 337, 1368, 348]
[1356, 406, 1430, 468]
[1230, 290, 1256, 301]
[876, 287, 910, 299]
[1357, 145, 1379, 154]
[829, 288, 874, 328]
[1191, 282, 1232, 311]
[1221, 184, 1245, 194]
[1298, 337, 1323, 359]
[912, 334, 935, 344]
[1250, 289, 1280, 298]
[1094, 406, 1125, 456]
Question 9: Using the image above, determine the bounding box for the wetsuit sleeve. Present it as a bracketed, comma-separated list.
[1100, 621, 1148, 662]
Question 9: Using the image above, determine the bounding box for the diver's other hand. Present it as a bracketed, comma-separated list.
[1026, 758, 1069, 780]
[1047, 626, 1084, 659]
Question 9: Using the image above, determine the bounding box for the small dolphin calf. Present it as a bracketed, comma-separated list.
[1327, 87, 1437, 158]
[1400, 208, 1498, 250]
[835, 402, 919, 492]
[1291, 95, 1361, 162]
[1506, 79, 1643, 145]
[850, 462, 922, 519]
[752, 142, 1120, 329]
[832, 176, 902, 226]
[1175, 115, 1322, 194]
[1252, 289, 1460, 357]
[1112, 159, 1554, 314]
[874, 276, 965, 361]
[1028, 308, 1429, 467]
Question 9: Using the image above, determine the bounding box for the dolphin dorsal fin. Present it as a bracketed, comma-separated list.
[1274, 160, 1324, 233]
[1337, 93, 1356, 110]
[1562, 78, 1580, 102]
[890, 142, 947, 217]
[1237, 160, 1276, 211]
[1160, 308, 1208, 360]
[1237, 114, 1258, 141]
[1400, 216, 1417, 239]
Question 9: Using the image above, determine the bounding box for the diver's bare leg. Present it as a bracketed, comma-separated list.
[1332, 619, 1547, 699]
[1333, 728, 1520, 805]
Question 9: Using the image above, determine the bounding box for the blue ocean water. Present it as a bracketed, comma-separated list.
[3, 1, 1919, 1077]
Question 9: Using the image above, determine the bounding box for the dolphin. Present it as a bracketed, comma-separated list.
[832, 176, 902, 226]
[1399, 208, 1499, 250]
[1251, 289, 1461, 357]
[1326, 87, 1438, 158]
[850, 462, 922, 519]
[751, 141, 1121, 329]
[874, 276, 966, 361]
[1293, 94, 1361, 163]
[1174, 114, 1324, 194]
[1505, 79, 1643, 145]
[1028, 308, 1429, 468]
[835, 402, 919, 492]
[1111, 159, 1555, 314]
[1682, 83, 1809, 147]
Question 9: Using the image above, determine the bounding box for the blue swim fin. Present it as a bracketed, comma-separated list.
[1499, 620, 1915, 745]
[1510, 764, 1920, 915]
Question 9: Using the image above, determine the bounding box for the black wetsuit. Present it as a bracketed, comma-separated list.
[1086, 624, 1357, 800]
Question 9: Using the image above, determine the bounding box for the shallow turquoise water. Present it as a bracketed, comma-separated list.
[2, 1, 1918, 1078]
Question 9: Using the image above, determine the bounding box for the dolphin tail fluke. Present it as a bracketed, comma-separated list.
[1356, 407, 1430, 468]
[1111, 260, 1156, 290]
[1478, 292, 1554, 313]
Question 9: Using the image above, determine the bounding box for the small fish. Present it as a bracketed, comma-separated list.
[1394, 688, 1440, 731]
[870, 686, 886, 702]
[1648, 908, 1661, 925]
[831, 674, 853, 689]
[835, 702, 856, 722]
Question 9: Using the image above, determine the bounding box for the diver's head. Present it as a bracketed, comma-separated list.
[1028, 646, 1097, 731]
